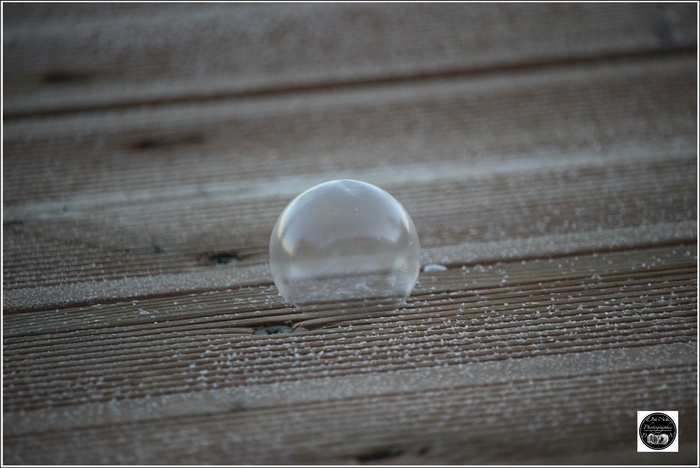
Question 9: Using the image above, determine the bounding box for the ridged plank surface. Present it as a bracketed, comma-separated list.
[4, 244, 697, 463]
[4, 54, 696, 208]
[3, 155, 696, 293]
[4, 54, 696, 309]
[3, 3, 697, 465]
[4, 3, 695, 116]
[3, 343, 696, 464]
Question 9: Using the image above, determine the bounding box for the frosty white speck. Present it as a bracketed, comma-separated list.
[269, 179, 421, 308]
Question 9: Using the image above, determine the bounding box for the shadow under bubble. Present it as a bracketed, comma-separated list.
[287, 296, 415, 331]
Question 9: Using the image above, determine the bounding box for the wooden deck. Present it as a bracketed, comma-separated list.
[3, 3, 697, 464]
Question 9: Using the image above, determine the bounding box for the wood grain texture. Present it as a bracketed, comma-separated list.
[4, 245, 697, 463]
[4, 54, 696, 208]
[4, 54, 696, 308]
[3, 3, 696, 116]
[3, 3, 697, 465]
[3, 344, 696, 464]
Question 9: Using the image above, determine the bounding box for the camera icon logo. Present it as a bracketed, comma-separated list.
[637, 411, 678, 452]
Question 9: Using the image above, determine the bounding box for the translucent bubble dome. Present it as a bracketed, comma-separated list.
[269, 179, 421, 308]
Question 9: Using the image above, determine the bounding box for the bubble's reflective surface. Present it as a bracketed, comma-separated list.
[269, 179, 421, 308]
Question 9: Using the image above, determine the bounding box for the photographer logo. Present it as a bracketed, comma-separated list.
[637, 411, 678, 452]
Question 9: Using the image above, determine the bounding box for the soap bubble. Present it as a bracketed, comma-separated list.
[269, 179, 421, 308]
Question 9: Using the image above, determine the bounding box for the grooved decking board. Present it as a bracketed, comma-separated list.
[4, 246, 697, 464]
[3, 3, 697, 465]
[3, 3, 696, 116]
[3, 155, 696, 301]
[4, 219, 696, 315]
[4, 54, 696, 207]
[4, 245, 696, 411]
[3, 53, 696, 310]
[3, 348, 696, 464]
[5, 223, 694, 463]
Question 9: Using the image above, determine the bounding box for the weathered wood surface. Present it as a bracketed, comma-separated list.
[3, 3, 697, 465]
[4, 3, 696, 116]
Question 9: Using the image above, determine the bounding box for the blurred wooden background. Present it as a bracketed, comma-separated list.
[3, 3, 697, 464]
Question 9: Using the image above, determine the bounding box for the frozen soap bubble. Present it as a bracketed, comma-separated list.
[269, 179, 421, 308]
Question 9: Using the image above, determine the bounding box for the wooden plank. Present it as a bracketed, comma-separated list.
[3, 55, 696, 311]
[4, 153, 697, 266]
[4, 342, 694, 436]
[3, 3, 696, 116]
[3, 245, 696, 463]
[3, 154, 696, 311]
[4, 54, 696, 208]
[3, 4, 696, 465]
[2, 220, 696, 314]
[3, 344, 696, 464]
[4, 245, 696, 408]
